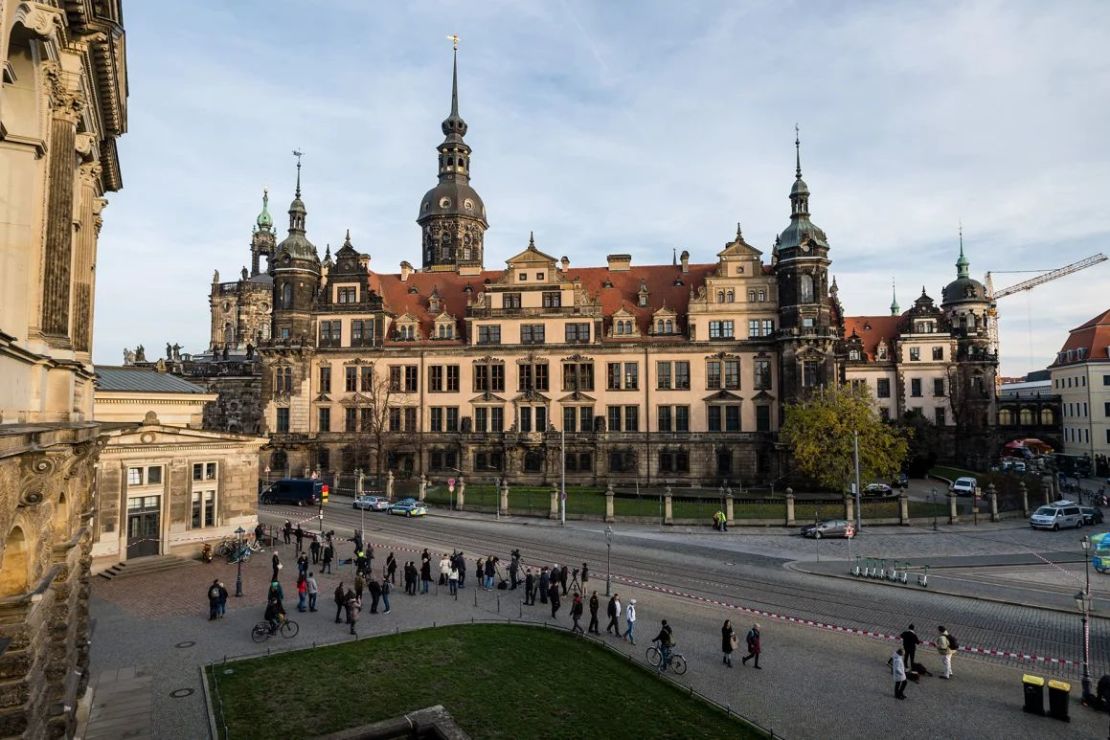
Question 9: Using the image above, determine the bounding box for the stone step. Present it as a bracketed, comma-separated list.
[96, 555, 197, 581]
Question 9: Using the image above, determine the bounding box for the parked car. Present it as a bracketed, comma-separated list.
[890, 473, 909, 490]
[863, 483, 893, 497]
[800, 520, 854, 538]
[260, 478, 324, 506]
[1080, 506, 1104, 525]
[353, 495, 390, 512]
[1029, 501, 1084, 531]
[389, 498, 428, 517]
[950, 477, 978, 497]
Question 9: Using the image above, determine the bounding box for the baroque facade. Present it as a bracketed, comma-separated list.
[207, 49, 997, 485]
[0, 1, 127, 736]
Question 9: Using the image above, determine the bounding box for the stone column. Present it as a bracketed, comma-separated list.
[785, 492, 796, 526]
[844, 495, 855, 524]
[500, 481, 509, 515]
[549, 485, 559, 519]
[418, 474, 427, 502]
[1043, 477, 1053, 505]
[663, 487, 673, 525]
[725, 493, 735, 526]
[40, 64, 83, 341]
[899, 493, 910, 525]
[456, 477, 465, 510]
[72, 154, 102, 354]
[604, 483, 615, 523]
[948, 493, 959, 524]
[988, 483, 999, 522]
[1019, 481, 1029, 516]
[386, 470, 394, 499]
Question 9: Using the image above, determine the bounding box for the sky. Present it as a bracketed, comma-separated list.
[93, 0, 1110, 376]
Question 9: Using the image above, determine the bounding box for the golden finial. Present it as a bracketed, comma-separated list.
[447, 34, 460, 51]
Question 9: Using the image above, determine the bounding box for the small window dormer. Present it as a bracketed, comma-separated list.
[393, 313, 421, 342]
[433, 312, 456, 340]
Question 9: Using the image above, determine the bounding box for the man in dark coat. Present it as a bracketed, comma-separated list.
[207, 579, 221, 621]
[900, 624, 921, 672]
[581, 562, 589, 588]
[420, 558, 432, 594]
[386, 553, 397, 584]
[570, 593, 584, 633]
[271, 551, 281, 582]
[559, 564, 569, 595]
[334, 582, 346, 623]
[456, 552, 467, 589]
[539, 567, 550, 604]
[509, 550, 520, 589]
[548, 581, 561, 619]
[524, 569, 535, 605]
[606, 594, 621, 635]
[322, 543, 334, 574]
[367, 576, 382, 614]
[310, 537, 321, 564]
[282, 520, 292, 545]
[294, 524, 304, 553]
[588, 591, 600, 634]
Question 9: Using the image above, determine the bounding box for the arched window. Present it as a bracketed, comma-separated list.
[716, 290, 725, 303]
[1020, 408, 1034, 425]
[998, 409, 1013, 425]
[1041, 408, 1054, 425]
[282, 282, 293, 308]
[799, 274, 814, 303]
[0, 526, 29, 597]
[665, 319, 673, 333]
[726, 290, 735, 303]
[656, 319, 664, 334]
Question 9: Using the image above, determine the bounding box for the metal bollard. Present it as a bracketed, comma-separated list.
[852, 556, 861, 577]
[879, 559, 887, 580]
[917, 566, 928, 588]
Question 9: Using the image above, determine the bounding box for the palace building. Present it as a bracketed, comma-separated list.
[203, 48, 997, 484]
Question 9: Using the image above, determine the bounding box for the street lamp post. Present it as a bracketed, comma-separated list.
[930, 487, 938, 531]
[234, 526, 245, 597]
[852, 430, 862, 533]
[355, 467, 365, 538]
[605, 525, 613, 597]
[1077, 536, 1093, 701]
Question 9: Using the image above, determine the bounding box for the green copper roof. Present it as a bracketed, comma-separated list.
[256, 189, 273, 230]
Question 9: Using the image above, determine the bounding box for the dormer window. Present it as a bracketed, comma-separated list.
[638, 294, 648, 307]
[437, 323, 453, 339]
[849, 349, 861, 361]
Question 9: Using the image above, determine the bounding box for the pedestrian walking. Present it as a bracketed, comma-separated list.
[548, 581, 561, 619]
[405, 562, 417, 595]
[439, 554, 450, 586]
[509, 550, 520, 589]
[606, 594, 621, 636]
[936, 626, 955, 679]
[539, 567, 550, 604]
[588, 591, 600, 634]
[334, 582, 346, 623]
[271, 551, 282, 582]
[448, 563, 459, 597]
[571, 593, 584, 633]
[892, 648, 908, 699]
[524, 569, 535, 605]
[346, 591, 360, 635]
[900, 624, 921, 672]
[297, 553, 309, 579]
[296, 574, 308, 612]
[294, 524, 304, 553]
[741, 623, 762, 668]
[354, 573, 365, 602]
[307, 572, 319, 611]
[207, 579, 221, 621]
[282, 520, 292, 545]
[310, 538, 321, 564]
[322, 543, 334, 574]
[217, 581, 228, 618]
[559, 564, 569, 595]
[386, 553, 397, 584]
[254, 521, 265, 545]
[722, 620, 736, 667]
[420, 558, 432, 594]
[485, 556, 497, 590]
[581, 562, 589, 587]
[368, 576, 381, 614]
[624, 599, 637, 644]
[381, 579, 391, 614]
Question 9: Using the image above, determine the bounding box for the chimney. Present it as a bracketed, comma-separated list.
[400, 261, 413, 282]
[680, 250, 689, 274]
[560, 256, 570, 273]
[606, 254, 632, 272]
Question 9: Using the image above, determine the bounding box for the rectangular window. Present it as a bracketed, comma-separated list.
[319, 366, 331, 393]
[446, 365, 459, 392]
[762, 319, 774, 336]
[657, 361, 672, 390]
[933, 378, 945, 397]
[478, 325, 502, 345]
[360, 366, 373, 392]
[336, 286, 357, 304]
[675, 405, 689, 432]
[675, 361, 690, 389]
[608, 450, 636, 473]
[404, 366, 418, 392]
[127, 467, 144, 486]
[475, 451, 504, 471]
[346, 407, 357, 432]
[724, 359, 740, 389]
[911, 378, 923, 397]
[520, 407, 532, 433]
[446, 407, 459, 432]
[542, 291, 561, 308]
[345, 366, 357, 392]
[389, 407, 401, 431]
[1104, 375, 1110, 386]
[756, 405, 771, 432]
[754, 359, 771, 390]
[351, 319, 364, 345]
[565, 323, 591, 343]
[404, 407, 417, 431]
[909, 347, 921, 361]
[932, 347, 944, 361]
[536, 406, 547, 431]
[877, 378, 891, 398]
[625, 406, 639, 432]
[748, 319, 760, 339]
[191, 490, 216, 528]
[563, 362, 594, 392]
[430, 365, 443, 392]
[607, 406, 621, 432]
[475, 407, 489, 432]
[934, 407, 946, 426]
[276, 408, 290, 432]
[389, 366, 401, 391]
[318, 407, 331, 432]
[707, 360, 721, 389]
[725, 405, 740, 432]
[491, 407, 504, 432]
[581, 407, 593, 432]
[625, 363, 638, 390]
[708, 406, 722, 432]
[360, 407, 372, 430]
[563, 406, 577, 432]
[319, 320, 341, 346]
[802, 361, 819, 387]
[658, 405, 672, 432]
[709, 320, 734, 339]
[502, 292, 521, 309]
[1104, 401, 1110, 417]
[430, 407, 443, 432]
[607, 363, 621, 391]
[521, 324, 545, 344]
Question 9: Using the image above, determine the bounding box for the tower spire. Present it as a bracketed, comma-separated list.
[292, 149, 303, 198]
[890, 277, 900, 315]
[795, 123, 802, 179]
[956, 221, 969, 279]
[449, 35, 460, 118]
[287, 150, 306, 234]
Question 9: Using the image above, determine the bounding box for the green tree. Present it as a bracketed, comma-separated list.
[894, 409, 941, 477]
[781, 383, 909, 492]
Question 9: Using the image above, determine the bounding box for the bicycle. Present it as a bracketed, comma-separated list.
[251, 617, 299, 643]
[228, 545, 252, 564]
[645, 643, 687, 675]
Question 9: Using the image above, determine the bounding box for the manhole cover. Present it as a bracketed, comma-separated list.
[170, 688, 194, 699]
[175, 641, 196, 648]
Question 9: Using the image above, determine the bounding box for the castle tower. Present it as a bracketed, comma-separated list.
[271, 154, 320, 341]
[251, 189, 277, 276]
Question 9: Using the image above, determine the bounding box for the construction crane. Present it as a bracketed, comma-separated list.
[983, 252, 1107, 366]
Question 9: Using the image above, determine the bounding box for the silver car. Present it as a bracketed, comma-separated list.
[352, 495, 390, 511]
[1029, 502, 1083, 531]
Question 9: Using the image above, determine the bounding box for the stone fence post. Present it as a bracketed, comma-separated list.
[1019, 481, 1029, 517]
[725, 493, 735, 526]
[549, 485, 559, 519]
[843, 494, 855, 525]
[418, 473, 428, 502]
[1043, 477, 1053, 505]
[988, 483, 999, 522]
[456, 476, 465, 510]
[500, 481, 510, 515]
[663, 487, 673, 525]
[899, 493, 910, 525]
[605, 483, 615, 523]
[386, 470, 394, 499]
[948, 493, 959, 524]
[785, 492, 796, 526]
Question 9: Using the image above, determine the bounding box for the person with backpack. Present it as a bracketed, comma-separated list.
[741, 623, 762, 668]
[207, 579, 222, 621]
[652, 620, 675, 672]
[936, 626, 956, 679]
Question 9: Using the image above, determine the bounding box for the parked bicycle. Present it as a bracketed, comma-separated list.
[251, 617, 299, 643]
[645, 644, 688, 675]
[228, 544, 252, 564]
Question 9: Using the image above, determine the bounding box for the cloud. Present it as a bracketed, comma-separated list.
[94, 0, 1110, 377]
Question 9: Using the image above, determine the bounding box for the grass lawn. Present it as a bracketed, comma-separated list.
[208, 624, 761, 740]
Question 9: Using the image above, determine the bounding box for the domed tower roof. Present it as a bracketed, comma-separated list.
[276, 152, 319, 264]
[777, 125, 829, 252]
[941, 226, 987, 306]
[256, 188, 273, 230]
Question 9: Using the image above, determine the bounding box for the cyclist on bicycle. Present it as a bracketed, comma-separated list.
[652, 619, 675, 671]
[264, 596, 285, 634]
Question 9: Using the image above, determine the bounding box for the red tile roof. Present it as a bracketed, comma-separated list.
[1054, 308, 1110, 365]
[843, 315, 901, 361]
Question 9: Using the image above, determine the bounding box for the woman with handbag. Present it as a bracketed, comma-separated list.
[722, 620, 737, 667]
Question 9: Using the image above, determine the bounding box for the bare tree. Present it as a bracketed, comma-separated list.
[343, 363, 416, 482]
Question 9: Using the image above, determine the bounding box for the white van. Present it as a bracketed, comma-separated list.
[1029, 501, 1084, 531]
[950, 477, 977, 496]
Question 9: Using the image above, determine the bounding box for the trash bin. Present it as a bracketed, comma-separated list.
[1047, 679, 1070, 722]
[1022, 674, 1045, 715]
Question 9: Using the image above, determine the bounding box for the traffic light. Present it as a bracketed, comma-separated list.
[321, 484, 329, 504]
